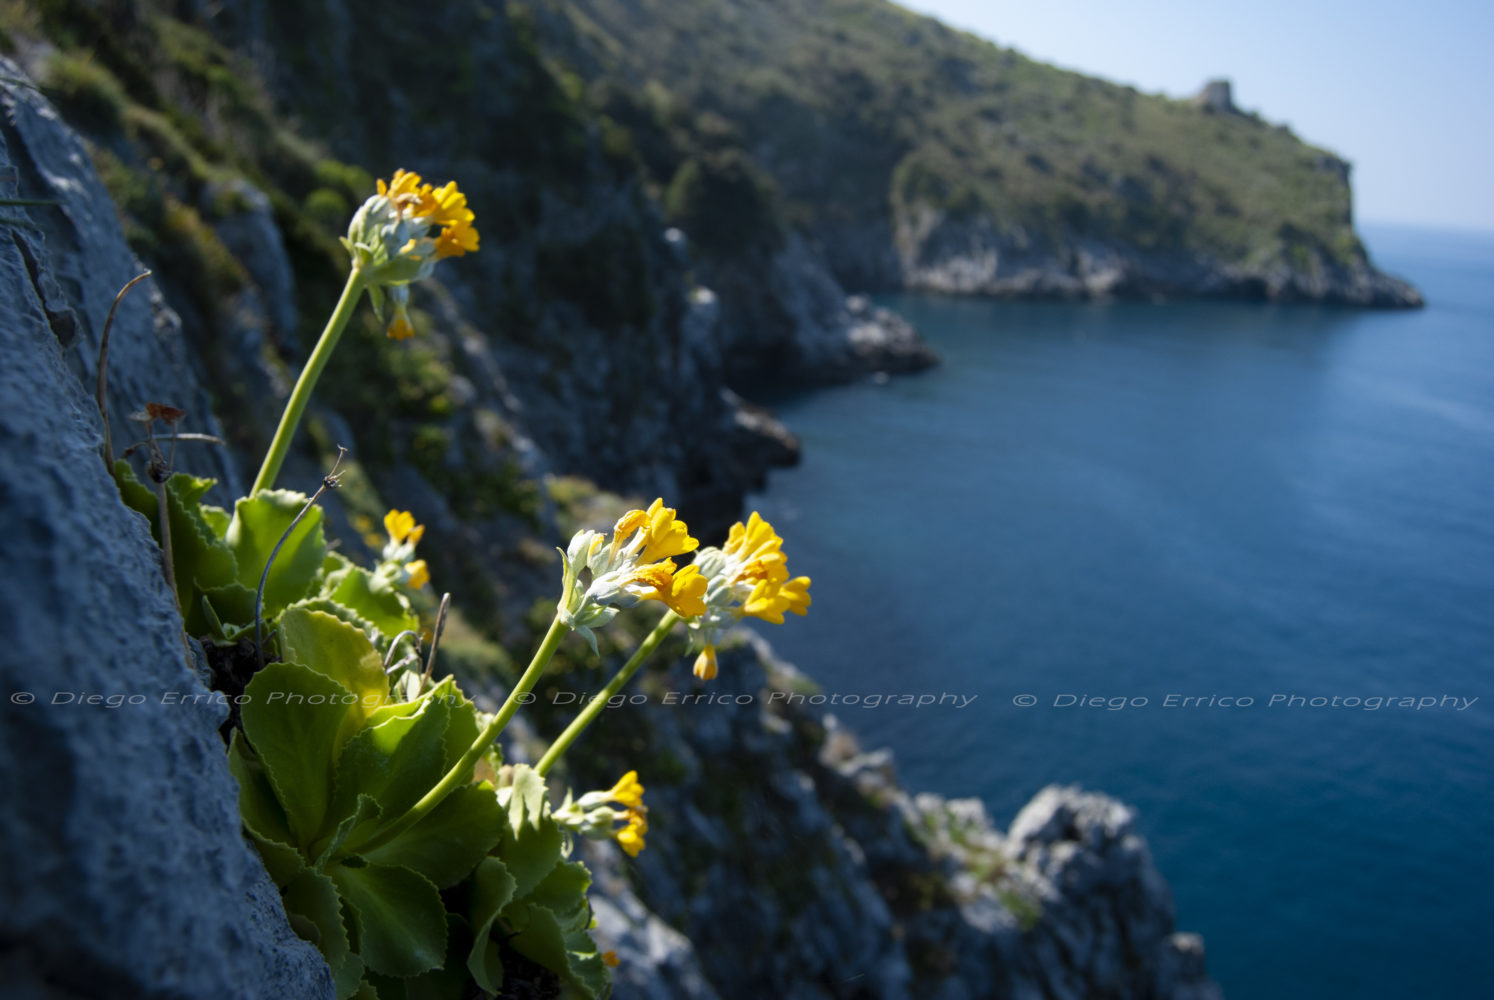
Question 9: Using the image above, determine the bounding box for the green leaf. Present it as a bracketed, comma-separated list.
[332, 954, 365, 1000]
[322, 564, 419, 642]
[227, 730, 306, 884]
[227, 489, 327, 617]
[329, 700, 449, 846]
[402, 915, 473, 1000]
[429, 677, 481, 776]
[465, 857, 517, 993]
[524, 860, 593, 930]
[498, 765, 563, 902]
[113, 462, 241, 633]
[293, 597, 380, 640]
[282, 868, 349, 972]
[314, 794, 381, 871]
[202, 582, 257, 632]
[201, 503, 231, 538]
[227, 729, 295, 847]
[278, 607, 390, 746]
[330, 863, 447, 979]
[504, 902, 610, 999]
[241, 662, 357, 850]
[363, 783, 504, 889]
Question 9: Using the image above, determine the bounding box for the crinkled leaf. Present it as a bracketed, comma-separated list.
[200, 502, 231, 538]
[333, 954, 365, 1000]
[322, 563, 419, 642]
[278, 607, 389, 747]
[293, 597, 380, 640]
[282, 868, 349, 973]
[227, 729, 294, 846]
[504, 901, 609, 999]
[498, 766, 563, 902]
[431, 677, 481, 776]
[466, 857, 517, 993]
[523, 860, 592, 930]
[329, 700, 449, 847]
[314, 794, 381, 871]
[330, 863, 447, 979]
[227, 730, 305, 885]
[363, 783, 504, 889]
[227, 489, 327, 616]
[402, 913, 473, 1000]
[242, 662, 355, 850]
[202, 582, 257, 632]
[113, 462, 240, 633]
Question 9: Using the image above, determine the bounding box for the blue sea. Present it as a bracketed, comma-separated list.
[747, 225, 1494, 999]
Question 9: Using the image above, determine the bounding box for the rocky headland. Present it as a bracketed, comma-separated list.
[0, 40, 1223, 998]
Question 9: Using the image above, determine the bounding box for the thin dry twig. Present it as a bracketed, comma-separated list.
[255, 447, 348, 668]
[120, 432, 225, 459]
[383, 630, 423, 674]
[423, 592, 452, 685]
[131, 404, 186, 594]
[96, 271, 153, 469]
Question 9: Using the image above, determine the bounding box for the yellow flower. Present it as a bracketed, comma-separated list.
[626, 560, 708, 618]
[639, 498, 698, 564]
[434, 218, 480, 259]
[387, 306, 414, 340]
[602, 951, 620, 968]
[722, 512, 787, 577]
[615, 808, 648, 857]
[604, 770, 644, 809]
[683, 512, 810, 678]
[560, 772, 650, 857]
[381, 510, 429, 588]
[557, 498, 706, 649]
[384, 509, 425, 545]
[343, 170, 479, 338]
[693, 645, 717, 681]
[376, 168, 426, 207]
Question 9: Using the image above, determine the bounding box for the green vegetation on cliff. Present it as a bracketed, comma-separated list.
[551, 0, 1395, 293]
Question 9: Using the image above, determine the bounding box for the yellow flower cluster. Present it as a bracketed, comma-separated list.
[557, 499, 708, 650]
[381, 508, 429, 590]
[342, 169, 480, 340]
[376, 169, 480, 262]
[556, 770, 649, 857]
[686, 512, 811, 680]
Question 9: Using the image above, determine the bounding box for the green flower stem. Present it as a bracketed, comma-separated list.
[346, 614, 569, 856]
[535, 610, 680, 776]
[251, 269, 366, 495]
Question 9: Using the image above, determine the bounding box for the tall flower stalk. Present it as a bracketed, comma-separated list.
[251, 169, 479, 493]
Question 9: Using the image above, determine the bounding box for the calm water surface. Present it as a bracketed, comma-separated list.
[748, 225, 1494, 999]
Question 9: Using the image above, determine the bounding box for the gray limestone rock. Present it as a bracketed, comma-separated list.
[0, 60, 331, 1000]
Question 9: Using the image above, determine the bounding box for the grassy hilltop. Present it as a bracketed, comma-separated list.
[552, 0, 1420, 304]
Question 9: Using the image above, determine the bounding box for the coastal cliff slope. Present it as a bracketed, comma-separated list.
[0, 40, 1223, 1000]
[550, 0, 1422, 306]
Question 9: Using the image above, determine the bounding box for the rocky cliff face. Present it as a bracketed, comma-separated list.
[881, 208, 1424, 306]
[1, 54, 1224, 1000]
[557, 638, 1223, 1000]
[0, 62, 330, 999]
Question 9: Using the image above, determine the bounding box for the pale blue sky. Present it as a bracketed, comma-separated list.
[905, 0, 1494, 232]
